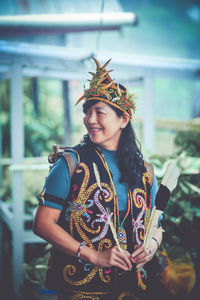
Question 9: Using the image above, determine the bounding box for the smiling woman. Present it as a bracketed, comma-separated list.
[33, 57, 163, 300]
[83, 101, 129, 150]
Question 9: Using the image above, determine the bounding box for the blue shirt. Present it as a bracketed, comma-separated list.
[38, 149, 159, 221]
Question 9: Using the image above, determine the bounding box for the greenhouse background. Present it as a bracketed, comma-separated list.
[0, 0, 200, 299]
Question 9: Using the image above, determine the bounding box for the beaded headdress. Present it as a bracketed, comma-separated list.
[76, 57, 136, 119]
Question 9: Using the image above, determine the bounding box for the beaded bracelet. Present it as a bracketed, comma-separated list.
[152, 237, 160, 249]
[77, 241, 85, 262]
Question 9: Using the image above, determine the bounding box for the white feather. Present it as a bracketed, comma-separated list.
[106, 208, 123, 253]
[93, 162, 103, 191]
[161, 162, 180, 192]
[144, 161, 180, 249]
[143, 206, 163, 249]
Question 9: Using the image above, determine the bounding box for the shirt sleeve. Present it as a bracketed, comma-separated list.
[150, 176, 163, 226]
[37, 153, 78, 210]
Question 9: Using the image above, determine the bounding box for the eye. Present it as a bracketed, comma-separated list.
[97, 110, 104, 115]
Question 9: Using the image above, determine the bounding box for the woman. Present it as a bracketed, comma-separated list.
[33, 57, 162, 299]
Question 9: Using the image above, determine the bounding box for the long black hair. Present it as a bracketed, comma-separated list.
[82, 100, 144, 187]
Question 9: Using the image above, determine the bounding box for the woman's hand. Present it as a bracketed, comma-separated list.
[89, 246, 132, 271]
[131, 227, 163, 268]
[131, 245, 155, 268]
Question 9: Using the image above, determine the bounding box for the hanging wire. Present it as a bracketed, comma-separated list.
[96, 0, 105, 51]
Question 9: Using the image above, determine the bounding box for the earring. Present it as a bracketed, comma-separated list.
[121, 124, 125, 129]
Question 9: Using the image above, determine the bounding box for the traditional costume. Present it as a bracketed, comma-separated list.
[37, 57, 159, 299]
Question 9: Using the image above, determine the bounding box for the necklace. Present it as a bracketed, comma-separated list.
[95, 147, 132, 250]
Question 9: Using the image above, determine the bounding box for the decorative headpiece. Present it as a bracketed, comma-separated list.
[76, 57, 136, 118]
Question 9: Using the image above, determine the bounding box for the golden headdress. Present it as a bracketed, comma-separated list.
[76, 57, 136, 118]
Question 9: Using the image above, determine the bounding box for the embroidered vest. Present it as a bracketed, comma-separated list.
[46, 143, 152, 294]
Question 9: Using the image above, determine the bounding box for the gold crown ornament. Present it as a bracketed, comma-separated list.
[76, 57, 136, 119]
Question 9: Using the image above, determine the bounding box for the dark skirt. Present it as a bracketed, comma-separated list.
[57, 270, 146, 300]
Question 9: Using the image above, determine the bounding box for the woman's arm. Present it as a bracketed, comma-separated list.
[33, 206, 82, 257]
[33, 205, 132, 271]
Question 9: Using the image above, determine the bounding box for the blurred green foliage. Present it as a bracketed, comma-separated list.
[150, 128, 200, 259]
[23, 78, 64, 157]
[0, 78, 64, 209]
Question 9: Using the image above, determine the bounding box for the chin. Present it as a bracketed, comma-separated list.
[88, 134, 97, 143]
[90, 138, 101, 145]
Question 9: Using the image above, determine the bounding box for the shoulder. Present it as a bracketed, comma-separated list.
[144, 160, 154, 187]
[48, 144, 81, 177]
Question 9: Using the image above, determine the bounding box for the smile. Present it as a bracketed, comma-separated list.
[89, 128, 102, 134]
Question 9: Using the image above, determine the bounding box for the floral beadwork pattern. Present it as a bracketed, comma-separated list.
[63, 162, 114, 286]
[132, 190, 146, 245]
[61, 151, 151, 292]
[131, 171, 152, 290]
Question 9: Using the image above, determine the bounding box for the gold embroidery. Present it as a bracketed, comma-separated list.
[65, 150, 151, 290]
[137, 266, 147, 290]
[95, 150, 117, 229]
[65, 161, 115, 286]
[142, 172, 151, 232]
[70, 162, 114, 249]
[139, 230, 145, 241]
[118, 291, 138, 300]
[63, 264, 98, 286]
[132, 188, 145, 208]
[98, 239, 112, 283]
[101, 183, 113, 202]
[71, 290, 108, 295]
[71, 294, 100, 300]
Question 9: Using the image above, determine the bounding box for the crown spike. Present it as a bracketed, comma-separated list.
[101, 80, 114, 90]
[102, 58, 112, 70]
[99, 70, 113, 79]
[75, 94, 85, 105]
[91, 56, 101, 69]
[97, 74, 110, 85]
[89, 72, 96, 76]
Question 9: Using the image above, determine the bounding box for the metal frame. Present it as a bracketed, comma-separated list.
[0, 12, 137, 36]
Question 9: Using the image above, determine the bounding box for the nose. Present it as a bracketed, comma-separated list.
[88, 111, 97, 124]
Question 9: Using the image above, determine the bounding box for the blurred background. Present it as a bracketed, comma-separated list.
[0, 0, 200, 299]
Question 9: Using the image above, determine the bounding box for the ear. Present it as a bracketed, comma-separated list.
[121, 112, 130, 128]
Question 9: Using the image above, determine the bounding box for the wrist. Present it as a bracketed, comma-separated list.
[78, 244, 97, 265]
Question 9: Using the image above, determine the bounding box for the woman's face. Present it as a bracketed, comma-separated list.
[83, 101, 125, 150]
